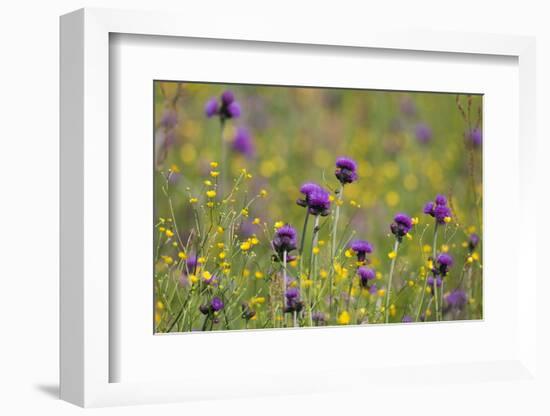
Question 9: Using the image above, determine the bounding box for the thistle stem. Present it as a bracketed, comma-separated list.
[308, 215, 320, 325]
[331, 184, 344, 260]
[385, 239, 400, 323]
[298, 211, 310, 274]
[432, 224, 440, 321]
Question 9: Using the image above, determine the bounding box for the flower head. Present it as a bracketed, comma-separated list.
[415, 123, 432, 144]
[445, 289, 468, 309]
[284, 288, 304, 313]
[335, 157, 358, 185]
[468, 128, 482, 147]
[232, 127, 255, 157]
[468, 233, 479, 252]
[211, 296, 224, 312]
[357, 266, 376, 288]
[312, 311, 326, 325]
[390, 213, 413, 241]
[307, 188, 331, 216]
[436, 253, 454, 276]
[423, 194, 452, 224]
[204, 90, 241, 120]
[272, 224, 298, 257]
[296, 182, 322, 207]
[349, 240, 373, 262]
[402, 315, 414, 323]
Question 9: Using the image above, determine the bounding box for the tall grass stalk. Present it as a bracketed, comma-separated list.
[385, 239, 400, 323]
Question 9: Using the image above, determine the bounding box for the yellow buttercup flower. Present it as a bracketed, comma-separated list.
[388, 251, 397, 259]
[338, 311, 351, 325]
[312, 247, 320, 255]
[206, 190, 216, 198]
[178, 251, 187, 259]
[204, 180, 213, 186]
[274, 221, 284, 229]
[241, 208, 249, 217]
[165, 229, 174, 238]
[252, 217, 261, 225]
[444, 216, 452, 223]
[260, 189, 268, 198]
[240, 241, 251, 251]
[210, 161, 218, 168]
[210, 171, 220, 178]
[206, 202, 214, 208]
[255, 271, 264, 279]
[189, 197, 198, 204]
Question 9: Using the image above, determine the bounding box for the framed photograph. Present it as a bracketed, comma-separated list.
[60, 8, 538, 408]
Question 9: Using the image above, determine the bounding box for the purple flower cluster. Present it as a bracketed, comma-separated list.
[205, 90, 241, 121]
[296, 182, 331, 216]
[272, 224, 298, 260]
[415, 123, 432, 144]
[390, 213, 413, 242]
[335, 157, 358, 185]
[357, 266, 376, 290]
[467, 128, 482, 147]
[423, 194, 452, 225]
[284, 287, 304, 313]
[232, 127, 255, 157]
[427, 253, 454, 294]
[349, 239, 373, 262]
[199, 296, 224, 315]
[468, 233, 479, 252]
[445, 289, 467, 309]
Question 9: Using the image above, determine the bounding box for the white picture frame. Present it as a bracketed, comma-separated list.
[60, 7, 538, 408]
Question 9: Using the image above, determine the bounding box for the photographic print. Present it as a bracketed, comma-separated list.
[154, 81, 482, 333]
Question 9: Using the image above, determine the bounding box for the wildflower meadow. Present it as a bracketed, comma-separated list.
[154, 81, 482, 333]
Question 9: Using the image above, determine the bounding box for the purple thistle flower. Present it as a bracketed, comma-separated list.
[221, 90, 235, 105]
[424, 194, 452, 224]
[436, 253, 453, 276]
[468, 233, 480, 252]
[272, 224, 298, 256]
[435, 194, 447, 206]
[205, 90, 241, 121]
[357, 266, 376, 288]
[211, 297, 224, 312]
[427, 275, 442, 288]
[402, 315, 414, 323]
[307, 188, 331, 216]
[296, 182, 322, 208]
[390, 213, 413, 241]
[368, 284, 378, 295]
[335, 156, 358, 185]
[185, 255, 198, 273]
[204, 98, 219, 117]
[415, 123, 432, 144]
[445, 289, 468, 309]
[226, 101, 241, 118]
[312, 311, 326, 325]
[284, 288, 304, 313]
[285, 287, 300, 300]
[232, 127, 255, 157]
[349, 240, 373, 262]
[468, 128, 482, 147]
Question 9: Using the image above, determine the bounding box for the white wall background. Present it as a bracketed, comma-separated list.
[0, 1, 548, 414]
